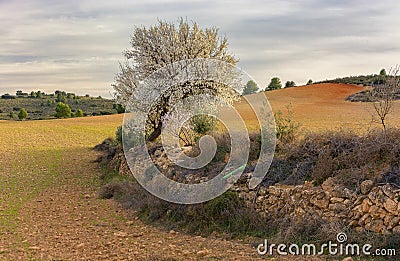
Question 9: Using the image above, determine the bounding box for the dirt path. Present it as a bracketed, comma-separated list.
[1, 150, 271, 260]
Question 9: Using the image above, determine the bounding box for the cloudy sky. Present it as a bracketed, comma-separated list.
[1, 0, 399, 97]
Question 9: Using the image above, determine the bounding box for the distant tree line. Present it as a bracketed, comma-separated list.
[3, 89, 125, 120]
[316, 68, 388, 86]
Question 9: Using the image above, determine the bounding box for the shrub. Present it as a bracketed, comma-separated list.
[115, 126, 122, 144]
[190, 114, 217, 136]
[75, 109, 83, 117]
[114, 104, 125, 114]
[267, 128, 400, 189]
[55, 102, 72, 118]
[18, 108, 28, 120]
[274, 103, 301, 144]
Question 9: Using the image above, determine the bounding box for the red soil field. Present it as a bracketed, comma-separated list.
[237, 83, 400, 132]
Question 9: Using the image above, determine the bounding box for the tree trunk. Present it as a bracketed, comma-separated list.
[147, 123, 162, 142]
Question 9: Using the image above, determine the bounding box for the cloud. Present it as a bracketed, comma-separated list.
[0, 0, 399, 96]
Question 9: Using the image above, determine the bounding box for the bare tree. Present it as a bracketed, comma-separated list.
[370, 66, 400, 135]
[113, 19, 239, 142]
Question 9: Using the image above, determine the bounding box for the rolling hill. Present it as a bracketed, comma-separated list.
[237, 83, 400, 132]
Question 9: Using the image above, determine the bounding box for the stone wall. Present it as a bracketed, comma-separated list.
[234, 176, 400, 234]
[110, 147, 400, 234]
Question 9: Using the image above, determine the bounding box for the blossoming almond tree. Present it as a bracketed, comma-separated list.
[113, 18, 241, 142]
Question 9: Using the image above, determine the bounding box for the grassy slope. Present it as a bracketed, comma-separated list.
[0, 96, 117, 120]
[0, 115, 122, 233]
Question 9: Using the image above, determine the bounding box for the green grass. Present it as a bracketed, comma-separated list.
[0, 115, 122, 235]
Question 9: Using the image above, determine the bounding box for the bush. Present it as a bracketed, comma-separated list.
[114, 104, 125, 114]
[55, 102, 71, 118]
[190, 114, 217, 136]
[75, 109, 83, 117]
[18, 108, 28, 120]
[266, 128, 400, 189]
[115, 126, 122, 144]
[274, 103, 301, 144]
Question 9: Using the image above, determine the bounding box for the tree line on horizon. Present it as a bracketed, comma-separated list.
[242, 68, 390, 95]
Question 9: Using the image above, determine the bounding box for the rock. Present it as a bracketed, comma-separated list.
[368, 205, 388, 219]
[360, 180, 374, 195]
[368, 190, 378, 204]
[361, 198, 371, 213]
[393, 226, 400, 234]
[349, 220, 359, 227]
[365, 219, 384, 233]
[342, 257, 353, 261]
[196, 249, 210, 256]
[332, 187, 354, 199]
[154, 149, 162, 157]
[267, 186, 281, 197]
[310, 196, 329, 210]
[310, 191, 329, 209]
[383, 197, 398, 215]
[330, 197, 344, 203]
[322, 177, 335, 192]
[224, 153, 230, 163]
[382, 184, 395, 198]
[389, 217, 400, 228]
[329, 203, 347, 213]
[258, 188, 267, 196]
[359, 213, 370, 226]
[384, 214, 394, 227]
[114, 231, 128, 237]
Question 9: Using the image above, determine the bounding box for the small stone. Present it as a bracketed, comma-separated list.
[196, 249, 210, 256]
[330, 197, 344, 203]
[358, 213, 370, 226]
[360, 180, 374, 195]
[361, 199, 371, 213]
[76, 243, 85, 248]
[154, 149, 162, 157]
[383, 198, 398, 214]
[349, 220, 358, 227]
[393, 226, 400, 234]
[268, 186, 281, 197]
[382, 184, 395, 198]
[389, 217, 400, 228]
[114, 231, 128, 237]
[321, 177, 335, 192]
[224, 153, 230, 163]
[329, 203, 347, 213]
[342, 257, 353, 261]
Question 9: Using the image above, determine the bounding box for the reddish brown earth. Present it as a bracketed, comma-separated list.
[237, 83, 400, 132]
